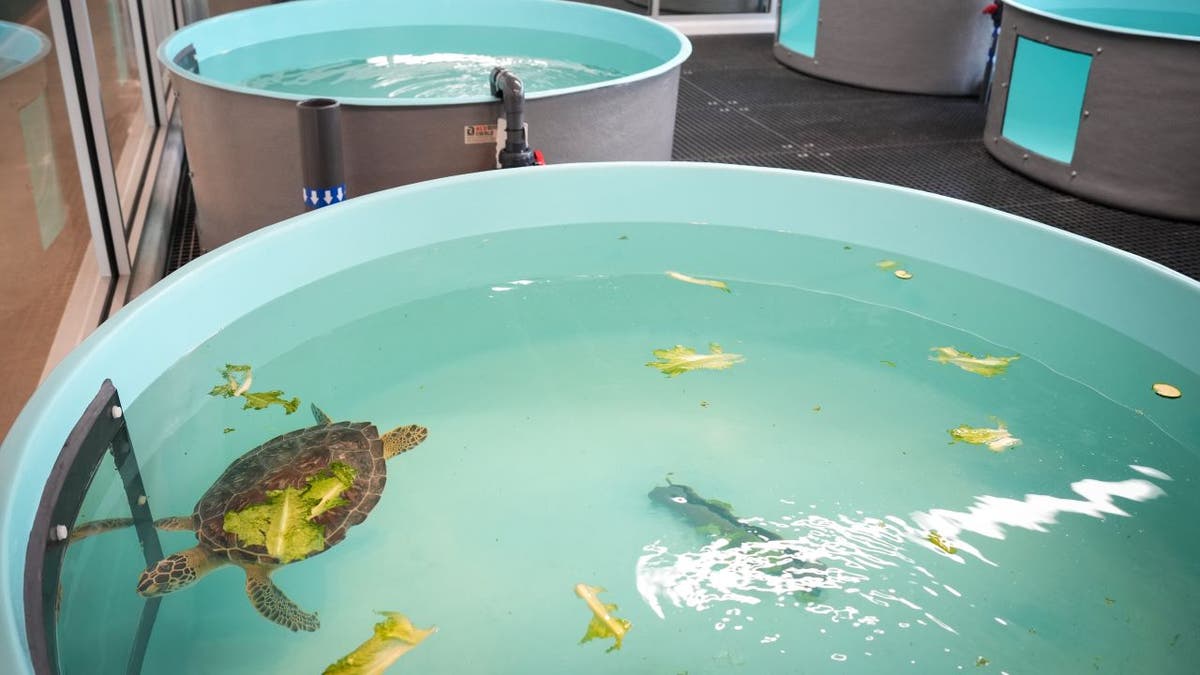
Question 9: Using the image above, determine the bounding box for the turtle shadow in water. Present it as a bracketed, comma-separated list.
[647, 479, 827, 592]
[69, 404, 429, 632]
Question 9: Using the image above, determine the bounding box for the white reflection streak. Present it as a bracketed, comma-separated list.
[637, 468, 1169, 622]
[911, 476, 1167, 565]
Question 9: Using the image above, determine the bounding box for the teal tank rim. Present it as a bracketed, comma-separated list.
[2, 162, 1199, 673]
[1004, 1, 1200, 42]
[0, 21, 51, 80]
[156, 0, 692, 107]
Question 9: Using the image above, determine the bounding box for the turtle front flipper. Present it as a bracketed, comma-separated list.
[137, 545, 226, 596]
[72, 515, 195, 542]
[244, 565, 319, 632]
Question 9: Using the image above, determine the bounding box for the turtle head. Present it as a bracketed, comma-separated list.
[648, 483, 691, 506]
[383, 424, 428, 459]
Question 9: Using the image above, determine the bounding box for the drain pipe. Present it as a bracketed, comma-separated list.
[490, 67, 544, 168]
[981, 2, 1005, 104]
[298, 98, 346, 210]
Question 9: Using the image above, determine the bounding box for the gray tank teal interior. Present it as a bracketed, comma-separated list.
[159, 0, 690, 249]
[984, 0, 1200, 221]
[774, 0, 995, 95]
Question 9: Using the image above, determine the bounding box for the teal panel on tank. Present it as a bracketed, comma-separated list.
[779, 0, 820, 57]
[1001, 37, 1091, 164]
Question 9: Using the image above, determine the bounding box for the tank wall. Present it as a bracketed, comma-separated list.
[774, 0, 994, 96]
[984, 5, 1200, 221]
[178, 69, 680, 249]
[4, 164, 1200, 674]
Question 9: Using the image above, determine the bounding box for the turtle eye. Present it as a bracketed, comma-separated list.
[671, 496, 687, 504]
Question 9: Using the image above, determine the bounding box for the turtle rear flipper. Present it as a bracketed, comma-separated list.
[71, 515, 195, 542]
[311, 404, 334, 426]
[244, 565, 319, 632]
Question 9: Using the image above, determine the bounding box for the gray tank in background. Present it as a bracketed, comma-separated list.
[774, 0, 994, 96]
[160, 0, 691, 250]
[983, 1, 1200, 222]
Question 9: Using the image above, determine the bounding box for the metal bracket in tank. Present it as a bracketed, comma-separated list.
[24, 380, 165, 675]
[173, 44, 199, 75]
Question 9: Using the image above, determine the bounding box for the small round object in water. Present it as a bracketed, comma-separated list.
[1152, 383, 1182, 399]
[894, 270, 913, 280]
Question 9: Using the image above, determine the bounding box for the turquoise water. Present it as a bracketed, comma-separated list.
[245, 54, 625, 100]
[57, 223, 1198, 673]
[198, 27, 659, 99]
[1052, 9, 1200, 37]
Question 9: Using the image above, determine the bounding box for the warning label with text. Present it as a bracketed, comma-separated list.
[464, 123, 497, 144]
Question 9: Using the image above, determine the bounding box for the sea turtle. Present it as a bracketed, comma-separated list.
[71, 405, 427, 632]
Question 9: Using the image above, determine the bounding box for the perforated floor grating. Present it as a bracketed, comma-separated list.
[167, 34, 1200, 281]
[675, 34, 1200, 280]
[164, 181, 200, 275]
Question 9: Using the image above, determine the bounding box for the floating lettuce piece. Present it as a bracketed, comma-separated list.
[927, 530, 958, 555]
[646, 343, 744, 377]
[666, 270, 731, 293]
[875, 260, 899, 270]
[223, 428, 235, 434]
[575, 584, 630, 653]
[223, 487, 326, 563]
[949, 424, 1021, 453]
[208, 363, 300, 414]
[221, 463, 356, 563]
[324, 611, 436, 675]
[240, 390, 301, 414]
[306, 463, 357, 519]
[931, 347, 1019, 377]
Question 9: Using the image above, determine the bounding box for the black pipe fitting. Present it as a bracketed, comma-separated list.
[297, 98, 346, 210]
[490, 67, 538, 169]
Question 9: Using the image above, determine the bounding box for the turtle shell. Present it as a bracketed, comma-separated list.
[194, 421, 387, 565]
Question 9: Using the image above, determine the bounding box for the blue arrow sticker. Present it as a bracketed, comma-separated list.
[302, 184, 347, 209]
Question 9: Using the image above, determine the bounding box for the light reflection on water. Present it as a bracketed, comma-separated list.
[245, 53, 626, 99]
[637, 466, 1169, 643]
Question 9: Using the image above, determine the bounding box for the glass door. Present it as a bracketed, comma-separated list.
[0, 0, 103, 438]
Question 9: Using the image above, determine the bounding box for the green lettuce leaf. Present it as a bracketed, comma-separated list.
[575, 584, 631, 653]
[222, 463, 359, 562]
[306, 463, 358, 519]
[208, 363, 300, 414]
[949, 424, 1021, 453]
[240, 390, 301, 414]
[324, 611, 436, 675]
[223, 488, 325, 563]
[646, 343, 744, 378]
[931, 347, 1019, 377]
